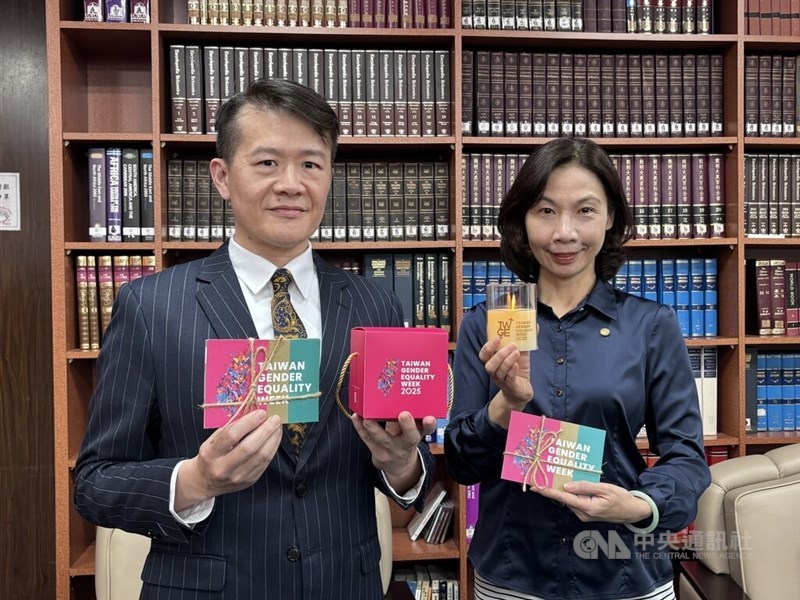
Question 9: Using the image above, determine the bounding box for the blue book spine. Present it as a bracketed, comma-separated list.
[462, 261, 473, 311]
[795, 353, 800, 431]
[627, 259, 643, 298]
[659, 259, 676, 309]
[675, 259, 690, 337]
[689, 258, 705, 337]
[643, 259, 659, 302]
[614, 261, 628, 293]
[704, 258, 718, 337]
[472, 260, 488, 306]
[499, 264, 514, 283]
[783, 353, 796, 431]
[766, 353, 783, 431]
[487, 260, 502, 287]
[756, 354, 767, 432]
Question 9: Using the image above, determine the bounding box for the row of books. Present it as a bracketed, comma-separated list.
[688, 347, 718, 436]
[188, 0, 452, 27]
[83, 0, 150, 22]
[751, 259, 799, 337]
[393, 563, 459, 599]
[170, 45, 451, 136]
[75, 255, 156, 350]
[615, 258, 718, 339]
[321, 162, 451, 243]
[461, 152, 726, 242]
[744, 55, 800, 138]
[462, 0, 714, 33]
[744, 154, 800, 239]
[88, 148, 155, 243]
[406, 482, 455, 545]
[362, 253, 452, 332]
[167, 159, 233, 242]
[745, 0, 800, 35]
[746, 351, 800, 433]
[462, 257, 719, 338]
[166, 158, 452, 242]
[462, 51, 724, 139]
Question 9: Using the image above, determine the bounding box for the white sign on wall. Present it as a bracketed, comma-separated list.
[0, 172, 21, 231]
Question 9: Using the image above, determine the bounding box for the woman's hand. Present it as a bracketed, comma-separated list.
[482, 337, 534, 428]
[535, 481, 653, 524]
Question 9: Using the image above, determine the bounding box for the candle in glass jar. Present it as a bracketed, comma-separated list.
[486, 283, 538, 351]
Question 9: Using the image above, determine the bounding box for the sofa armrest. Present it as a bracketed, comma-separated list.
[678, 561, 752, 600]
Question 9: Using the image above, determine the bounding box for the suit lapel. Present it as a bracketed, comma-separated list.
[195, 244, 258, 340]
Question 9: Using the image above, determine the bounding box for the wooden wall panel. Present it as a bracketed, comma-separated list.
[0, 1, 55, 598]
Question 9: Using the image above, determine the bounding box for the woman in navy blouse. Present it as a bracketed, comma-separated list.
[445, 138, 711, 600]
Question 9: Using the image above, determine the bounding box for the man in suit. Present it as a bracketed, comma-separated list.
[74, 79, 436, 600]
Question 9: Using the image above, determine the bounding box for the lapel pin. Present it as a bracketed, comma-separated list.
[600, 328, 610, 337]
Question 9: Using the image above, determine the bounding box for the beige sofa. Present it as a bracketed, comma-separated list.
[678, 443, 800, 600]
[96, 489, 394, 599]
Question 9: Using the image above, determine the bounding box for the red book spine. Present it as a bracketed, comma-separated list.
[545, 53, 561, 137]
[786, 261, 800, 336]
[708, 153, 725, 238]
[755, 259, 772, 335]
[504, 52, 519, 137]
[747, 0, 760, 33]
[518, 52, 533, 136]
[572, 54, 587, 137]
[476, 51, 491, 136]
[691, 153, 709, 239]
[661, 154, 678, 239]
[532, 53, 547, 137]
[462, 51, 474, 136]
[770, 259, 787, 335]
[628, 54, 643, 138]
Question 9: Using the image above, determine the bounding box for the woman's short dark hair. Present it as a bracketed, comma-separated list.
[498, 137, 633, 283]
[215, 78, 339, 162]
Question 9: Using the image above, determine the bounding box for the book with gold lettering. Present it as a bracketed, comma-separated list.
[203, 338, 320, 428]
[501, 412, 605, 491]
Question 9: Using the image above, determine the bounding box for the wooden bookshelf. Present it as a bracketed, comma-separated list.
[46, 1, 799, 598]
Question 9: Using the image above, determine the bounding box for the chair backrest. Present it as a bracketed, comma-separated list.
[96, 489, 394, 599]
[692, 443, 800, 600]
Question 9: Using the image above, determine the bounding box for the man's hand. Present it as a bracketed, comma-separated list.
[534, 481, 653, 524]
[352, 411, 436, 495]
[175, 409, 283, 512]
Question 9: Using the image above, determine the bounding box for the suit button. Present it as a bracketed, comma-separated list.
[287, 546, 301, 562]
[556, 388, 563, 397]
[295, 482, 308, 497]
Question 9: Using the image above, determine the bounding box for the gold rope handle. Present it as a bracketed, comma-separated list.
[335, 352, 359, 418]
[334, 354, 455, 419]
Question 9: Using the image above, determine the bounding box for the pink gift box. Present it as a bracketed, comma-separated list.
[348, 327, 449, 419]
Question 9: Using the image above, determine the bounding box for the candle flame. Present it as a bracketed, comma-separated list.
[507, 292, 516, 310]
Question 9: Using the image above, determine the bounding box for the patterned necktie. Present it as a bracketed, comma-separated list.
[271, 268, 308, 452]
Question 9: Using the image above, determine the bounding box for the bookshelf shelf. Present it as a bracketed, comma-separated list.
[69, 544, 96, 577]
[637, 432, 739, 450]
[460, 30, 738, 51]
[462, 136, 738, 147]
[391, 531, 461, 561]
[45, 1, 799, 597]
[743, 335, 800, 345]
[745, 432, 800, 445]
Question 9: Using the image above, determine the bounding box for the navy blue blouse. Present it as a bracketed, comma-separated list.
[445, 280, 711, 600]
